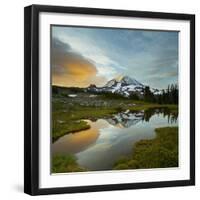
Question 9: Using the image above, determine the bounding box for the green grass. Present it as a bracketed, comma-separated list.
[52, 102, 118, 121]
[52, 120, 90, 142]
[52, 154, 86, 173]
[113, 127, 178, 170]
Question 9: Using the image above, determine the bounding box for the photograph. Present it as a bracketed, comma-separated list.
[51, 25, 179, 174]
[24, 4, 195, 195]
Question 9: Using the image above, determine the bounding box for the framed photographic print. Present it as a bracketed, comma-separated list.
[24, 4, 195, 195]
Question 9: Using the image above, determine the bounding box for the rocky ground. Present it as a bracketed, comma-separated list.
[53, 92, 136, 108]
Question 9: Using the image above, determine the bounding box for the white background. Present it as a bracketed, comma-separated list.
[0, 0, 199, 199]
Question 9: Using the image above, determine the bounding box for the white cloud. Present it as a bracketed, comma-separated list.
[54, 31, 118, 80]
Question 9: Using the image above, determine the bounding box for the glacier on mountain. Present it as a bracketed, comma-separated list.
[87, 75, 162, 97]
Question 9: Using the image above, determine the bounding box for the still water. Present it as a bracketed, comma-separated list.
[52, 108, 178, 171]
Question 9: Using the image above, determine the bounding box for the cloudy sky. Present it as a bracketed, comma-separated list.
[51, 26, 178, 89]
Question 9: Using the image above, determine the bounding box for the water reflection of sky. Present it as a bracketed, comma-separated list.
[52, 112, 178, 171]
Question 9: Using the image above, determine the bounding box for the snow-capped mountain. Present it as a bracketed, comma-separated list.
[87, 75, 162, 97]
[105, 75, 143, 88]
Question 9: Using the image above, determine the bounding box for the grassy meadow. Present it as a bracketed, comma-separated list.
[113, 127, 178, 170]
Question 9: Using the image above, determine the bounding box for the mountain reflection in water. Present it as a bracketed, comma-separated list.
[52, 108, 178, 171]
[105, 108, 178, 128]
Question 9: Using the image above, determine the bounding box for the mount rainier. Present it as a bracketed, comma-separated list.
[87, 75, 161, 97]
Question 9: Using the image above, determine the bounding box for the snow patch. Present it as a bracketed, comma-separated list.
[68, 94, 77, 98]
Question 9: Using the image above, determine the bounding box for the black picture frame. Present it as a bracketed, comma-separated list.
[24, 4, 195, 196]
